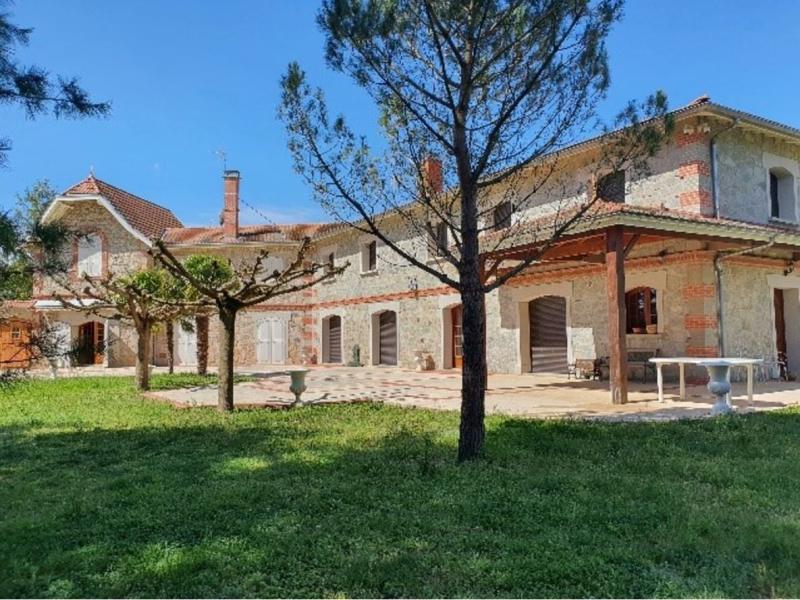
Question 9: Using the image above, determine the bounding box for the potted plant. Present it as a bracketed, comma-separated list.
[646, 324, 658, 334]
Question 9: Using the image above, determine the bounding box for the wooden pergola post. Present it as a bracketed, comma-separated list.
[605, 226, 628, 404]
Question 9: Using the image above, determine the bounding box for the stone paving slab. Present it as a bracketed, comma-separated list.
[143, 365, 800, 421]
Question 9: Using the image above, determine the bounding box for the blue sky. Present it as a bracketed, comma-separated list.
[1, 0, 799, 226]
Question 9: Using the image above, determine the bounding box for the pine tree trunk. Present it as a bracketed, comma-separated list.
[217, 307, 236, 411]
[458, 283, 487, 462]
[166, 321, 174, 374]
[135, 320, 152, 391]
[196, 315, 209, 376]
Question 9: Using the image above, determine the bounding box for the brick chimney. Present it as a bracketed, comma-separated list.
[222, 170, 240, 238]
[421, 156, 443, 194]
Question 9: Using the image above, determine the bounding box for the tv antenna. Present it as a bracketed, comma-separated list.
[213, 149, 227, 172]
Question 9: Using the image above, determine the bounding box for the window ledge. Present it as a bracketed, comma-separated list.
[768, 217, 799, 226]
[360, 269, 379, 277]
[627, 332, 662, 338]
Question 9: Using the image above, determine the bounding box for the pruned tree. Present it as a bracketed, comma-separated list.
[56, 268, 195, 390]
[0, 2, 110, 165]
[151, 238, 346, 411]
[182, 255, 227, 376]
[280, 0, 673, 461]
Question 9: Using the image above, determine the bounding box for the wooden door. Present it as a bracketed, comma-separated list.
[326, 316, 342, 363]
[77, 322, 104, 365]
[774, 289, 788, 379]
[378, 311, 397, 365]
[0, 320, 32, 369]
[451, 305, 463, 369]
[529, 296, 568, 374]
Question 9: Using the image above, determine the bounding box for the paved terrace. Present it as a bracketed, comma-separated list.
[45, 364, 800, 421]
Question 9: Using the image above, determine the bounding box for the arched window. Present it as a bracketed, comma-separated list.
[626, 287, 658, 334]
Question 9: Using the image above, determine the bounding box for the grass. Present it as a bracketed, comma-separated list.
[147, 372, 255, 391]
[2, 377, 800, 597]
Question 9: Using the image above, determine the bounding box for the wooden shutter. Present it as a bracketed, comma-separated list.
[327, 316, 342, 363]
[379, 311, 397, 365]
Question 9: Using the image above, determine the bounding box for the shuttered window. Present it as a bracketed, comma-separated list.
[77, 233, 102, 277]
[378, 311, 397, 365]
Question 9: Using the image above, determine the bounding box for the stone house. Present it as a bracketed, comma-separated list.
[7, 99, 800, 402]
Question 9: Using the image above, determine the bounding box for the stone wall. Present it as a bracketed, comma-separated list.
[717, 127, 800, 225]
[36, 200, 151, 297]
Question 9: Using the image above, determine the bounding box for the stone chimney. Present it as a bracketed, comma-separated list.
[222, 170, 240, 238]
[421, 156, 443, 194]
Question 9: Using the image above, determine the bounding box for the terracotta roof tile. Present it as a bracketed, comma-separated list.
[63, 175, 183, 239]
[161, 223, 325, 245]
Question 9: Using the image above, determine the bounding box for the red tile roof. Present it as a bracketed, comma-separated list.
[161, 223, 326, 245]
[63, 175, 183, 239]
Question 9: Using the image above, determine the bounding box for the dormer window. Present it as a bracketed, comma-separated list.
[492, 202, 513, 231]
[769, 168, 796, 221]
[77, 233, 103, 278]
[596, 170, 625, 203]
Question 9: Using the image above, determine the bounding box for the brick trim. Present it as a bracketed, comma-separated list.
[677, 160, 710, 178]
[684, 315, 718, 330]
[679, 190, 713, 211]
[682, 284, 715, 299]
[686, 345, 719, 358]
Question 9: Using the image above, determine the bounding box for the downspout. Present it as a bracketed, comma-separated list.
[709, 117, 741, 355]
[714, 238, 777, 356]
[710, 117, 740, 218]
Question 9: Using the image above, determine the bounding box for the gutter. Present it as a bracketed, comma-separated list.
[713, 238, 777, 356]
[709, 117, 740, 218]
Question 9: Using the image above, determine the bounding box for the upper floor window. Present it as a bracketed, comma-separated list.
[325, 251, 335, 274]
[769, 168, 796, 221]
[625, 287, 658, 334]
[430, 222, 448, 257]
[492, 202, 513, 231]
[361, 239, 377, 273]
[77, 233, 102, 278]
[596, 170, 626, 203]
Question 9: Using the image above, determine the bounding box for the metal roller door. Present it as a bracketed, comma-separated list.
[327, 315, 342, 363]
[529, 296, 568, 374]
[378, 311, 397, 366]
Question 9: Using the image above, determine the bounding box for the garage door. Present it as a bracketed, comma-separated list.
[529, 296, 568, 374]
[257, 318, 286, 364]
[326, 316, 342, 363]
[378, 311, 397, 366]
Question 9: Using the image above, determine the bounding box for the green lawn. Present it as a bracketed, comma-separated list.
[2, 377, 800, 598]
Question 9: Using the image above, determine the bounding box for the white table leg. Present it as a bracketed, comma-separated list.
[657, 364, 664, 403]
[747, 363, 754, 404]
[679, 363, 686, 400]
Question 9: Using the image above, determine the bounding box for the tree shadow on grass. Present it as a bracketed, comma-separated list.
[2, 408, 800, 597]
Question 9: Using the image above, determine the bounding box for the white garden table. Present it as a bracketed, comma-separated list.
[649, 357, 763, 411]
